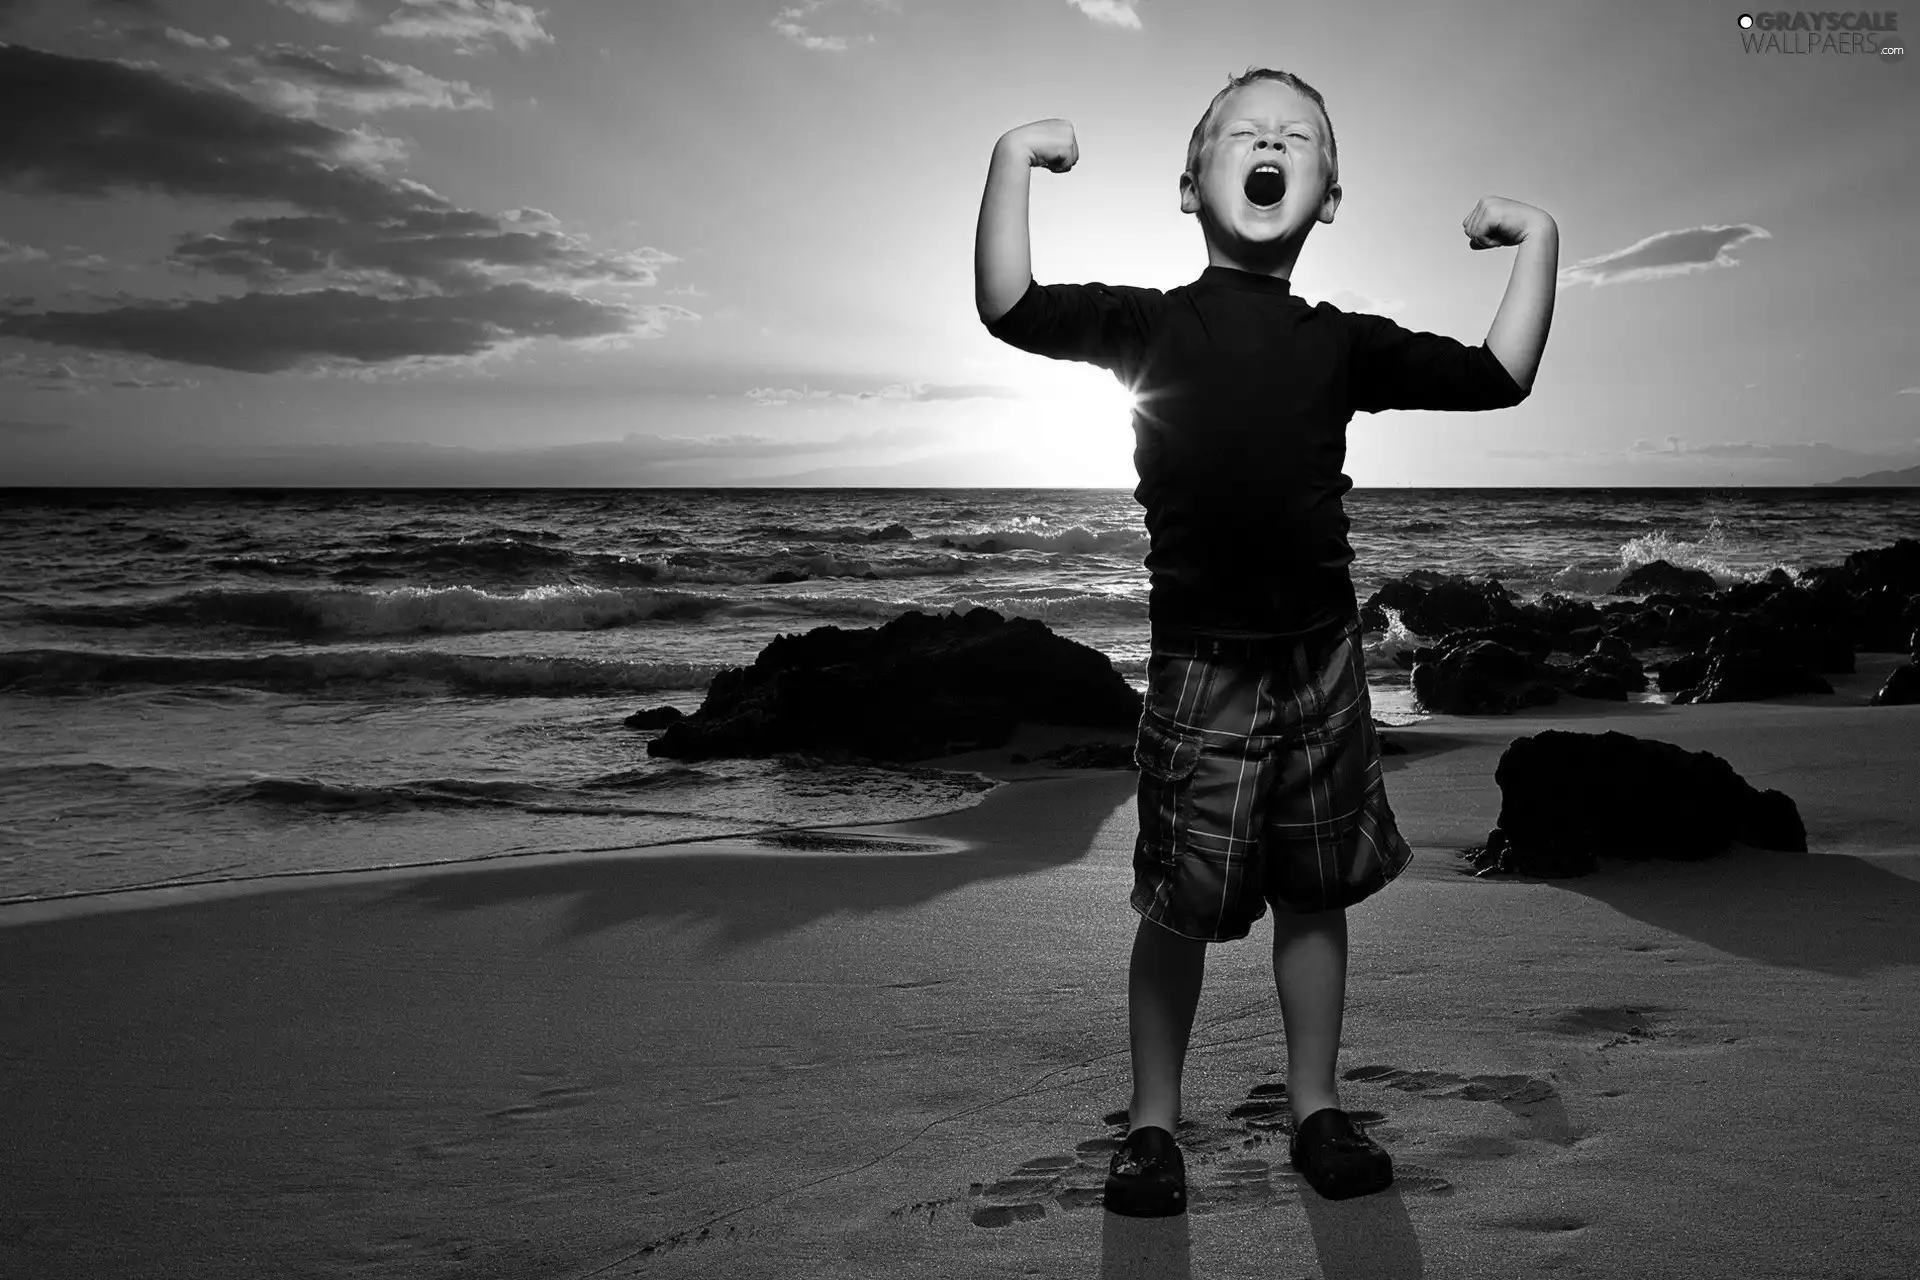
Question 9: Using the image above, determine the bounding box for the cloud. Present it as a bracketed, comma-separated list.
[0, 355, 87, 392]
[270, 0, 363, 21]
[93, 0, 166, 14]
[36, 424, 950, 485]
[0, 45, 433, 220]
[163, 27, 231, 51]
[744, 380, 1025, 406]
[1899, 386, 1920, 395]
[0, 285, 689, 375]
[166, 214, 674, 293]
[1065, 0, 1143, 29]
[1558, 224, 1771, 289]
[771, 0, 879, 51]
[1626, 436, 1856, 464]
[0, 418, 79, 434]
[0, 350, 199, 391]
[230, 46, 492, 114]
[375, 0, 554, 55]
[0, 46, 688, 371]
[0, 238, 50, 264]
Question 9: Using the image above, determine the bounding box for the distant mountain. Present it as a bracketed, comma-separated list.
[1821, 464, 1920, 486]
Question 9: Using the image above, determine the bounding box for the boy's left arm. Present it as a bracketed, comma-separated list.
[1465, 196, 1558, 395]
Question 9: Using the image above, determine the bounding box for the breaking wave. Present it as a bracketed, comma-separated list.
[0, 647, 720, 697]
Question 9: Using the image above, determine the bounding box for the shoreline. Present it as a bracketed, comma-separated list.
[3, 650, 1908, 926]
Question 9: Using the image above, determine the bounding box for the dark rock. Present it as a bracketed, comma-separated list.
[1041, 741, 1138, 769]
[1767, 542, 1920, 652]
[1751, 584, 1830, 629]
[1361, 574, 1521, 638]
[1674, 650, 1833, 704]
[1518, 592, 1604, 641]
[1411, 639, 1560, 715]
[1713, 567, 1794, 614]
[1565, 629, 1636, 661]
[1605, 605, 1676, 649]
[1571, 648, 1646, 694]
[623, 705, 686, 729]
[1590, 633, 1634, 663]
[1458, 730, 1806, 878]
[1652, 652, 1711, 694]
[1657, 602, 1726, 650]
[1424, 624, 1553, 663]
[646, 608, 1143, 762]
[1707, 618, 1853, 674]
[1565, 624, 1605, 656]
[1841, 538, 1920, 595]
[1870, 662, 1920, 706]
[1611, 559, 1717, 597]
[1568, 671, 1627, 701]
[1841, 583, 1920, 652]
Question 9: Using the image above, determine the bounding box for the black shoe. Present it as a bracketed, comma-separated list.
[1289, 1107, 1394, 1200]
[1103, 1126, 1187, 1217]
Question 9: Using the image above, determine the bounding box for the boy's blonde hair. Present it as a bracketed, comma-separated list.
[1185, 67, 1339, 194]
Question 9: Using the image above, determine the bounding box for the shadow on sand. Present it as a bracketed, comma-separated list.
[1541, 846, 1920, 977]
[387, 772, 1140, 952]
[1098, 1184, 1425, 1280]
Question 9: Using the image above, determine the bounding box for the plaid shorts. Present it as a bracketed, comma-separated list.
[1130, 613, 1414, 941]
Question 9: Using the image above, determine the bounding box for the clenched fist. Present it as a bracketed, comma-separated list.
[1000, 119, 1079, 174]
[1462, 196, 1553, 250]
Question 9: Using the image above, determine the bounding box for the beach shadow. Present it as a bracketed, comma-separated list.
[1296, 1187, 1425, 1279]
[387, 773, 1138, 952]
[1530, 848, 1920, 977]
[1376, 729, 1484, 773]
[1100, 1211, 1191, 1280]
[1095, 1189, 1422, 1279]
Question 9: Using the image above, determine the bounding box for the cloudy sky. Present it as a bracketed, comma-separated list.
[1, 0, 1913, 486]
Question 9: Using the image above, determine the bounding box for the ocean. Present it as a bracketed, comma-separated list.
[3, 486, 1915, 904]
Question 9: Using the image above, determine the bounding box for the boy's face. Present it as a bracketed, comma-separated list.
[1180, 81, 1341, 266]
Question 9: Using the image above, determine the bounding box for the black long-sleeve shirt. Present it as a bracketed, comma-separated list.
[984, 264, 1530, 635]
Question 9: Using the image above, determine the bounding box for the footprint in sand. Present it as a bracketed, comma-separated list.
[1342, 1064, 1576, 1146]
[955, 1079, 1452, 1228]
[1549, 1004, 1665, 1042]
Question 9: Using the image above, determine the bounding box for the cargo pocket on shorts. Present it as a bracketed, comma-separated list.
[1135, 711, 1202, 867]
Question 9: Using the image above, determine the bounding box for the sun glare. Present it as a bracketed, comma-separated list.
[1015, 368, 1137, 484]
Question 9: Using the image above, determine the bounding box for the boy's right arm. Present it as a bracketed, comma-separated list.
[975, 119, 1079, 326]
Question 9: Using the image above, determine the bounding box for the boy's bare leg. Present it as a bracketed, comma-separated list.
[1271, 905, 1349, 1125]
[1126, 914, 1209, 1136]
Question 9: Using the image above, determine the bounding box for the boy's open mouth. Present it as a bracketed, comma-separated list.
[1243, 164, 1286, 208]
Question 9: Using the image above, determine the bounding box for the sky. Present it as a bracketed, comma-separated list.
[0, 0, 1914, 487]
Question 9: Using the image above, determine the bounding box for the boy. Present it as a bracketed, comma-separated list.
[973, 68, 1556, 1213]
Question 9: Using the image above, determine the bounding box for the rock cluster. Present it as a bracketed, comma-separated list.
[643, 607, 1143, 762]
[1360, 540, 1920, 714]
[1459, 730, 1807, 878]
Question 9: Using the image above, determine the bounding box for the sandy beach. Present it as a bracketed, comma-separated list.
[4, 655, 1917, 1279]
